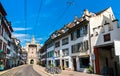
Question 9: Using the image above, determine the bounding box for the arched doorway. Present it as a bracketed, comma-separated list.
[30, 59, 34, 64]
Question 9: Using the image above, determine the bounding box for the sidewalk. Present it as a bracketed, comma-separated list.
[33, 65, 101, 76]
[0, 69, 8, 75]
[0, 65, 26, 75]
[33, 64, 52, 76]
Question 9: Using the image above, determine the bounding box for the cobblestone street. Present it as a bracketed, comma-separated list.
[0, 65, 102, 76]
[0, 65, 41, 76]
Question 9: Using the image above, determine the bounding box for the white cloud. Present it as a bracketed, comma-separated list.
[36, 38, 43, 41]
[23, 39, 31, 42]
[13, 33, 29, 38]
[13, 27, 31, 31]
[40, 43, 43, 46]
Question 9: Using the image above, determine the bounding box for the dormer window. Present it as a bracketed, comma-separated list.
[101, 25, 105, 33]
[105, 20, 107, 24]
[93, 27, 98, 36]
[108, 24, 113, 31]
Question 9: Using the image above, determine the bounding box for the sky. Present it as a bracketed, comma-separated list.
[0, 0, 120, 47]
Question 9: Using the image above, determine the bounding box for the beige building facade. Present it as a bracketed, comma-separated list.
[26, 36, 40, 64]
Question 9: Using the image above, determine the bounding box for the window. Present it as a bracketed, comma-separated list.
[71, 45, 75, 53]
[62, 37, 69, 45]
[71, 32, 74, 40]
[55, 41, 60, 48]
[47, 42, 54, 48]
[71, 43, 80, 53]
[7, 49, 10, 54]
[62, 48, 69, 56]
[66, 61, 69, 68]
[32, 52, 33, 54]
[83, 25, 88, 35]
[0, 25, 3, 36]
[104, 33, 111, 42]
[71, 40, 89, 53]
[79, 57, 89, 68]
[47, 51, 54, 58]
[84, 40, 89, 51]
[77, 29, 80, 38]
[0, 40, 2, 50]
[80, 27, 84, 37]
[3, 43, 6, 53]
[0, 25, 2, 35]
[71, 25, 88, 40]
[54, 50, 60, 57]
[101, 25, 105, 33]
[79, 42, 83, 52]
[0, 14, 2, 20]
[71, 31, 77, 40]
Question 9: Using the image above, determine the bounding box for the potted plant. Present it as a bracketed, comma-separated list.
[62, 66, 66, 70]
[0, 60, 4, 71]
[49, 64, 54, 67]
[87, 65, 93, 74]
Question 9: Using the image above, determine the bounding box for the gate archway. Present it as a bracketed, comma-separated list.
[30, 59, 34, 64]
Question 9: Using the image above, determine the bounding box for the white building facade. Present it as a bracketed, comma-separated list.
[43, 7, 120, 76]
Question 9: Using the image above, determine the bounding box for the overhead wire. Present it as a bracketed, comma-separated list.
[49, 0, 74, 32]
[33, 0, 43, 38]
[24, 0, 27, 42]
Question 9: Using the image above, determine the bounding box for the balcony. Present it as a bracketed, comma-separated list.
[6, 54, 12, 59]
[3, 31, 10, 42]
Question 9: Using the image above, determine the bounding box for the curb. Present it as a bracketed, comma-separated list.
[33, 65, 54, 76]
[0, 70, 8, 75]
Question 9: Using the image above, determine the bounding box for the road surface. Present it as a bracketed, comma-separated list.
[0, 65, 41, 76]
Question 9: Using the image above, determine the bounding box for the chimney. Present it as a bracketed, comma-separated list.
[74, 16, 78, 20]
[84, 9, 89, 16]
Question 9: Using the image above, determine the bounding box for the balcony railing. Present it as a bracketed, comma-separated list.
[3, 31, 10, 42]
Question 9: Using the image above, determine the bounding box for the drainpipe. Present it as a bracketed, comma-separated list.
[88, 21, 94, 72]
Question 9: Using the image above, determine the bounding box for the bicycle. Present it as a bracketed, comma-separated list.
[45, 66, 62, 74]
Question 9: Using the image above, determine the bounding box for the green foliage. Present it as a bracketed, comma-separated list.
[37, 61, 40, 65]
[49, 64, 54, 67]
[0, 60, 4, 65]
[87, 65, 93, 73]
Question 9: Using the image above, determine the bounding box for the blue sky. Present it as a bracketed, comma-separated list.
[0, 0, 120, 46]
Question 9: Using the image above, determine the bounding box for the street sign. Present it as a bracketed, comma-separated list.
[52, 56, 55, 60]
[114, 40, 120, 55]
[91, 53, 95, 60]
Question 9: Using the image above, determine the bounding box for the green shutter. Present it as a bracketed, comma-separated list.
[0, 49, 3, 53]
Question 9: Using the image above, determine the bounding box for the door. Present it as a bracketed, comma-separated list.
[73, 58, 77, 71]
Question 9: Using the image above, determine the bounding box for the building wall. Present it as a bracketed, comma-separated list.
[44, 7, 120, 74]
[27, 45, 38, 64]
[88, 7, 120, 74]
[46, 32, 90, 71]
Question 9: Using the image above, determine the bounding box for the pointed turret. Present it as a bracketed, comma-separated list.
[31, 35, 35, 44]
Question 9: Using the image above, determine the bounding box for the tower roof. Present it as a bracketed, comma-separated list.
[31, 35, 35, 44]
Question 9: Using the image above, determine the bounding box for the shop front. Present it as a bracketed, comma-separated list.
[94, 44, 119, 76]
